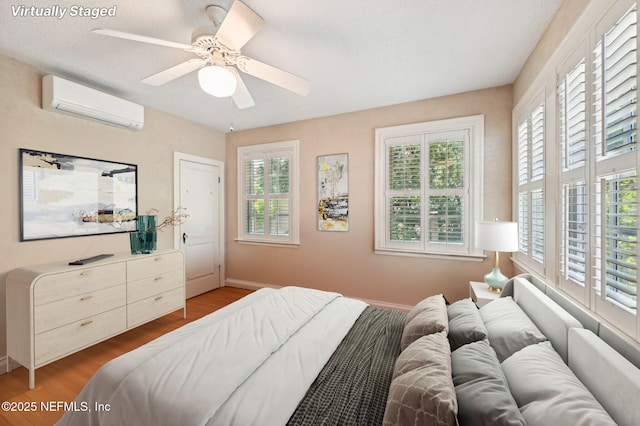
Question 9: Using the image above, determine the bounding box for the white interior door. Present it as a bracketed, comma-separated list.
[174, 153, 224, 298]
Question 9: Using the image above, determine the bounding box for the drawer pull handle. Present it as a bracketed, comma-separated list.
[154, 277, 163, 281]
[80, 320, 93, 327]
[80, 295, 93, 301]
[155, 296, 164, 301]
[80, 271, 91, 276]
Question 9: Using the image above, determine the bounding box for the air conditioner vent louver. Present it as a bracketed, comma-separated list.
[42, 75, 144, 130]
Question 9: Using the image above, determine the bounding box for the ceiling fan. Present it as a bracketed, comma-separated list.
[92, 0, 310, 109]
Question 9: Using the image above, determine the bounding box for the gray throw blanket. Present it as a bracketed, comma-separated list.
[288, 306, 407, 426]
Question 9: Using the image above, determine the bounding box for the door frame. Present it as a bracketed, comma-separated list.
[173, 152, 225, 290]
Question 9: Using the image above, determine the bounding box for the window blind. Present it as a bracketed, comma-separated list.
[532, 189, 544, 262]
[238, 140, 298, 244]
[531, 105, 545, 180]
[594, 174, 637, 311]
[515, 102, 545, 266]
[594, 4, 637, 158]
[561, 182, 587, 285]
[560, 60, 587, 170]
[592, 4, 637, 314]
[388, 143, 421, 242]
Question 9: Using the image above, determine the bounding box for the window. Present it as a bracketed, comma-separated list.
[591, 3, 637, 319]
[515, 102, 545, 272]
[375, 115, 484, 258]
[513, 0, 638, 339]
[237, 140, 299, 245]
[558, 57, 588, 290]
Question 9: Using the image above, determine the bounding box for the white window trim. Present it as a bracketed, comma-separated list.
[374, 114, 484, 259]
[236, 140, 300, 246]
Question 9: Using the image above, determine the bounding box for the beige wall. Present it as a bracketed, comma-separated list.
[226, 85, 514, 307]
[0, 54, 225, 360]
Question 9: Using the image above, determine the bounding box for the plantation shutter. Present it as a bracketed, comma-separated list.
[560, 182, 588, 285]
[559, 57, 588, 288]
[515, 102, 545, 268]
[531, 105, 545, 181]
[238, 140, 298, 244]
[245, 158, 265, 235]
[427, 134, 465, 246]
[387, 137, 422, 243]
[592, 4, 637, 314]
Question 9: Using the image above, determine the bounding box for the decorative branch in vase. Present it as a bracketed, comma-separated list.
[145, 207, 189, 231]
[130, 207, 189, 254]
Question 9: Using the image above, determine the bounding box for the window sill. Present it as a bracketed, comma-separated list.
[235, 238, 300, 248]
[375, 248, 485, 262]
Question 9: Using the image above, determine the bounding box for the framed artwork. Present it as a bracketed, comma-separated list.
[317, 153, 349, 231]
[20, 149, 138, 241]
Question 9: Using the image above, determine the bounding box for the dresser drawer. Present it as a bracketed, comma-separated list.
[127, 251, 183, 282]
[35, 306, 127, 367]
[127, 287, 184, 328]
[127, 269, 184, 304]
[34, 284, 126, 334]
[34, 263, 126, 306]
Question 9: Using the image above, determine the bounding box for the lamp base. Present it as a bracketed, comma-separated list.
[484, 267, 508, 293]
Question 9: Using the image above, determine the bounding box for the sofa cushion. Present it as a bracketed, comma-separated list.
[479, 296, 546, 362]
[401, 294, 448, 350]
[502, 341, 615, 426]
[384, 332, 457, 426]
[451, 340, 525, 426]
[447, 298, 488, 351]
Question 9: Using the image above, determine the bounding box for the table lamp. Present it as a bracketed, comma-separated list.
[476, 220, 519, 292]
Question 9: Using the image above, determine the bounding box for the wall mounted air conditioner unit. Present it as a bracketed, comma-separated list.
[42, 75, 144, 130]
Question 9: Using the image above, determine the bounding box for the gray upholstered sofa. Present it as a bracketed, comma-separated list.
[497, 275, 640, 426]
[383, 274, 640, 426]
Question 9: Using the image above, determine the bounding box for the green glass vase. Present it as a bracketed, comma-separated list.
[130, 215, 157, 254]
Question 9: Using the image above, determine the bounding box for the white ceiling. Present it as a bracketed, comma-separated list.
[0, 0, 562, 132]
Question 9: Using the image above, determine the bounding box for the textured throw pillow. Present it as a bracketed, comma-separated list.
[451, 340, 525, 426]
[401, 294, 448, 350]
[393, 331, 449, 380]
[447, 298, 488, 351]
[479, 296, 546, 362]
[502, 341, 616, 426]
[383, 333, 457, 426]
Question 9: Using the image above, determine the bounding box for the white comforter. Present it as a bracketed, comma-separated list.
[57, 286, 367, 426]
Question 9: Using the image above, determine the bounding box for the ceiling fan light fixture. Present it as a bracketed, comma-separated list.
[198, 65, 237, 97]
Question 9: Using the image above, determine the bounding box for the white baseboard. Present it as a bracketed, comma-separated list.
[225, 278, 413, 312]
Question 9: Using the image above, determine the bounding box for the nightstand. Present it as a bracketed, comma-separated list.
[469, 281, 500, 307]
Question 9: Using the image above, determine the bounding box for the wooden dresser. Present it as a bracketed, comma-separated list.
[6, 249, 185, 389]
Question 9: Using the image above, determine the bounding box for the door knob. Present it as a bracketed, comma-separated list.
[183, 232, 188, 244]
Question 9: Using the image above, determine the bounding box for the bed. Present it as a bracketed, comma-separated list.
[57, 286, 406, 426]
[57, 279, 640, 426]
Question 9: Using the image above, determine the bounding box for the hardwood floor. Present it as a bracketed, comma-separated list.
[0, 286, 253, 426]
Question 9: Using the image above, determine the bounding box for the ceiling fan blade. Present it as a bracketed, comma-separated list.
[141, 59, 206, 86]
[92, 28, 193, 50]
[230, 69, 255, 109]
[215, 1, 264, 50]
[237, 56, 310, 96]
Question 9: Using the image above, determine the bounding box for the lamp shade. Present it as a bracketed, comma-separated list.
[475, 221, 519, 252]
[198, 65, 237, 97]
